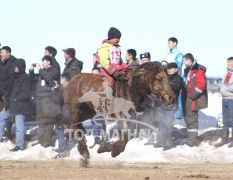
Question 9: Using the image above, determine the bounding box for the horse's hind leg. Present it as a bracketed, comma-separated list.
[77, 123, 90, 160]
[72, 107, 90, 160]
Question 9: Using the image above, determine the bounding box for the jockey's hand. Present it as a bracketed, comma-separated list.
[113, 71, 121, 79]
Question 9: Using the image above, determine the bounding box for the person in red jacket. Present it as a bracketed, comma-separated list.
[97, 27, 128, 87]
[182, 53, 208, 147]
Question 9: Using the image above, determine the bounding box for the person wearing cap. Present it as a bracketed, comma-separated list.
[140, 52, 151, 64]
[215, 57, 233, 148]
[63, 48, 83, 79]
[166, 37, 184, 119]
[151, 62, 183, 150]
[97, 27, 128, 87]
[182, 53, 207, 147]
[29, 55, 60, 147]
[0, 46, 17, 142]
[9, 59, 31, 151]
[125, 49, 140, 71]
[44, 46, 61, 83]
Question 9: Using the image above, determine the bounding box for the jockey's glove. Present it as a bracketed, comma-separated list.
[113, 71, 121, 79]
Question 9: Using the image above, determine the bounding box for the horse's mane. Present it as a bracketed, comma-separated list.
[114, 61, 164, 111]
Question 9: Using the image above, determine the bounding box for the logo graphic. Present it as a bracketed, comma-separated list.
[68, 82, 158, 142]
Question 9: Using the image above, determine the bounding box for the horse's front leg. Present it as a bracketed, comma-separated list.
[111, 120, 129, 158]
[96, 116, 113, 153]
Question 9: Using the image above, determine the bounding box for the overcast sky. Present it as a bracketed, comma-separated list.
[1, 0, 233, 77]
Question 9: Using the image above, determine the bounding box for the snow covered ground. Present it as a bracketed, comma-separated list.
[1, 92, 232, 164]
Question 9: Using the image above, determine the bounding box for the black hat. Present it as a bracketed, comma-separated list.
[140, 52, 151, 60]
[63, 48, 76, 58]
[167, 62, 178, 69]
[108, 27, 121, 40]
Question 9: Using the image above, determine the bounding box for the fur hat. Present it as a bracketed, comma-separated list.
[108, 27, 121, 40]
[140, 52, 151, 60]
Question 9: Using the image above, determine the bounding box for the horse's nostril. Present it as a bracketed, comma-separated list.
[160, 96, 165, 101]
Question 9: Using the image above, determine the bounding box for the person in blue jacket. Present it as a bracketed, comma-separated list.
[166, 37, 184, 119]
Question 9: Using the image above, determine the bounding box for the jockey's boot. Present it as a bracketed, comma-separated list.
[163, 134, 173, 151]
[185, 132, 198, 147]
[215, 129, 229, 148]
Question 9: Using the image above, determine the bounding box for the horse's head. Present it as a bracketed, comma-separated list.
[151, 70, 176, 105]
[137, 62, 176, 106]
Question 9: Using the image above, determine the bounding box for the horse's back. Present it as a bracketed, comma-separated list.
[63, 73, 104, 106]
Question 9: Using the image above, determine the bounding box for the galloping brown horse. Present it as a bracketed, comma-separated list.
[63, 61, 175, 160]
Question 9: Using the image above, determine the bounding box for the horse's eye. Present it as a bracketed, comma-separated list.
[157, 78, 162, 82]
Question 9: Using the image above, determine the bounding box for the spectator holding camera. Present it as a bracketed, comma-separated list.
[140, 52, 151, 64]
[29, 55, 60, 147]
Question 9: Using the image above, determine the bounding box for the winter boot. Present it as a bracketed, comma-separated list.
[163, 133, 173, 151]
[153, 130, 166, 148]
[215, 129, 229, 148]
[185, 132, 198, 147]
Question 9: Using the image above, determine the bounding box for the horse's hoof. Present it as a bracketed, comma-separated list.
[111, 149, 121, 157]
[111, 141, 127, 158]
[80, 158, 89, 167]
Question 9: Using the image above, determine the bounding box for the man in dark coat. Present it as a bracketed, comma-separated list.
[29, 55, 60, 147]
[44, 46, 61, 83]
[63, 48, 83, 79]
[125, 49, 140, 71]
[9, 59, 31, 151]
[152, 62, 183, 150]
[0, 46, 17, 142]
[182, 53, 208, 147]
